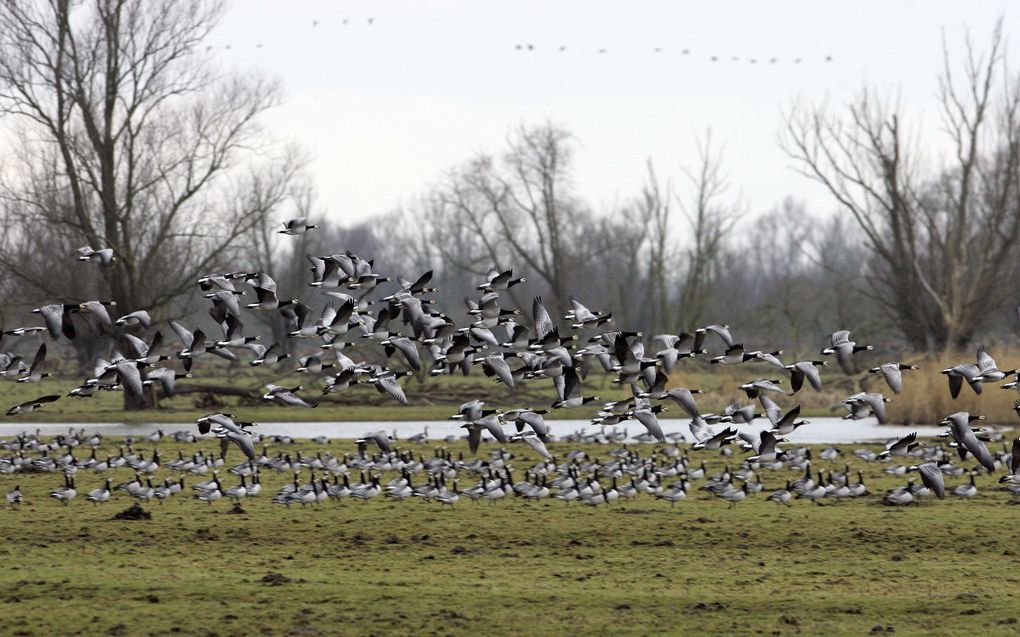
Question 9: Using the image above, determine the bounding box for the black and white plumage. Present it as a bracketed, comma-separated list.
[196, 413, 257, 462]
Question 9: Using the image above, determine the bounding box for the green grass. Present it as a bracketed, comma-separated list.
[2, 437, 1020, 636]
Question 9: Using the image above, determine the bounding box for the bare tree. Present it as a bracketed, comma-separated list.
[676, 132, 741, 329]
[636, 161, 673, 336]
[424, 123, 591, 317]
[782, 20, 1020, 350]
[0, 0, 299, 325]
[0, 0, 301, 406]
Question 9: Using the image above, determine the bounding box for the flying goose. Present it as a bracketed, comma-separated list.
[907, 461, 946, 499]
[478, 267, 526, 291]
[197, 413, 257, 462]
[565, 297, 611, 329]
[262, 384, 317, 408]
[821, 330, 872, 372]
[785, 360, 826, 392]
[249, 343, 290, 366]
[868, 362, 918, 394]
[279, 218, 319, 235]
[144, 367, 190, 397]
[6, 393, 60, 416]
[357, 430, 397, 453]
[877, 432, 920, 460]
[16, 344, 49, 383]
[944, 412, 995, 472]
[32, 303, 77, 340]
[552, 367, 599, 409]
[941, 363, 983, 398]
[655, 388, 703, 419]
[77, 246, 116, 267]
[115, 310, 152, 329]
[510, 431, 552, 459]
[976, 346, 1015, 382]
[367, 369, 412, 405]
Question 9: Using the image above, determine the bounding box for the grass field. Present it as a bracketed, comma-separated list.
[2, 436, 1020, 636]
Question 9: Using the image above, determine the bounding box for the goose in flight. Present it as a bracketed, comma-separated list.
[907, 461, 945, 500]
[77, 246, 116, 267]
[16, 344, 49, 383]
[478, 267, 526, 292]
[869, 362, 918, 394]
[877, 432, 919, 460]
[115, 310, 152, 329]
[279, 218, 319, 235]
[943, 412, 995, 472]
[73, 300, 117, 333]
[367, 369, 412, 405]
[32, 303, 77, 340]
[357, 430, 397, 453]
[510, 431, 552, 459]
[821, 330, 872, 372]
[785, 360, 826, 392]
[565, 297, 611, 329]
[197, 413, 257, 462]
[998, 438, 1020, 485]
[6, 393, 60, 415]
[263, 384, 317, 408]
[976, 346, 1015, 382]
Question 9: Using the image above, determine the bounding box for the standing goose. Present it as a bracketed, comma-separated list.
[50, 475, 77, 505]
[87, 478, 112, 504]
[951, 472, 978, 498]
[766, 481, 792, 506]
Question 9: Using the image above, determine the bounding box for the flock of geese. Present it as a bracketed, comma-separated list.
[2, 219, 1020, 511]
[209, 12, 839, 67]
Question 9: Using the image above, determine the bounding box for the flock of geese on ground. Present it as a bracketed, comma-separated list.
[1, 220, 1020, 510]
[3, 419, 1020, 510]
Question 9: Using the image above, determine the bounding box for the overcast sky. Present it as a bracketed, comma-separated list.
[211, 1, 1020, 224]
